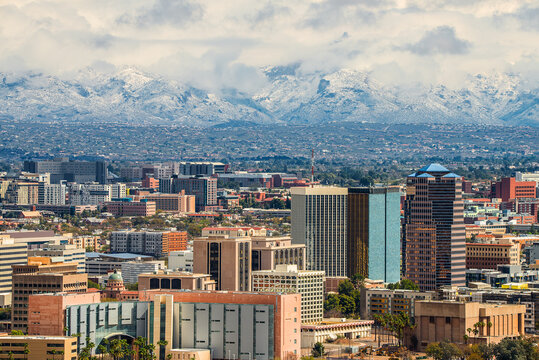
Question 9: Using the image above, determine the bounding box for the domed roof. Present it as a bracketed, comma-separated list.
[108, 271, 123, 281]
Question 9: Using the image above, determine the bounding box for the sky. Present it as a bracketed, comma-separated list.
[0, 0, 538, 92]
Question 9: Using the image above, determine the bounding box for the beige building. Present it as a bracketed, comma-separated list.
[28, 241, 86, 273]
[251, 236, 306, 271]
[11, 259, 87, 332]
[0, 335, 78, 360]
[201, 226, 267, 237]
[359, 288, 434, 319]
[253, 264, 324, 324]
[144, 193, 196, 213]
[0, 235, 27, 293]
[414, 300, 525, 349]
[466, 240, 520, 270]
[138, 270, 216, 291]
[193, 234, 251, 291]
[291, 187, 348, 277]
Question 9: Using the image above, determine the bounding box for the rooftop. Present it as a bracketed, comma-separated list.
[418, 163, 450, 172]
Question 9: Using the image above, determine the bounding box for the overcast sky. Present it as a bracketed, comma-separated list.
[1, 0, 538, 92]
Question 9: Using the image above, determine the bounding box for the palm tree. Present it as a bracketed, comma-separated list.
[23, 343, 29, 360]
[97, 344, 107, 360]
[50, 349, 56, 360]
[463, 334, 469, 345]
[157, 340, 168, 360]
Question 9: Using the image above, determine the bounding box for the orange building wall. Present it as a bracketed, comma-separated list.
[165, 232, 188, 253]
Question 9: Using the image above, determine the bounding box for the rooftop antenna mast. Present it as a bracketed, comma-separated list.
[311, 149, 314, 187]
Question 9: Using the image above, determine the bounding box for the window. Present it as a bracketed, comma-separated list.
[445, 317, 451, 324]
[430, 316, 435, 324]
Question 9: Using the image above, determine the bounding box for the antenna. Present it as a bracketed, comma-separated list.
[311, 149, 314, 187]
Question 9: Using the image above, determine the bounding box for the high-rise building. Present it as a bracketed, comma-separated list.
[402, 164, 466, 291]
[193, 235, 251, 291]
[291, 187, 348, 277]
[11, 259, 87, 332]
[0, 235, 27, 293]
[68, 183, 111, 205]
[179, 161, 227, 176]
[252, 264, 324, 324]
[251, 236, 306, 271]
[110, 183, 127, 199]
[159, 176, 217, 211]
[28, 241, 86, 273]
[347, 187, 401, 282]
[24, 158, 107, 184]
[38, 181, 67, 205]
[491, 177, 536, 202]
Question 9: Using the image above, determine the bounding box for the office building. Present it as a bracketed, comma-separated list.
[143, 193, 196, 213]
[414, 301, 525, 349]
[402, 164, 466, 291]
[0, 335, 78, 360]
[24, 158, 107, 184]
[28, 242, 86, 273]
[85, 252, 155, 276]
[159, 176, 217, 211]
[120, 260, 165, 283]
[138, 270, 216, 291]
[359, 288, 434, 319]
[111, 183, 127, 199]
[3, 181, 39, 205]
[110, 231, 187, 258]
[347, 187, 400, 282]
[291, 187, 348, 277]
[193, 234, 251, 291]
[252, 264, 324, 324]
[11, 259, 87, 332]
[0, 235, 27, 293]
[491, 177, 536, 202]
[104, 200, 156, 217]
[68, 183, 111, 205]
[466, 241, 520, 270]
[251, 236, 306, 271]
[31, 290, 300, 360]
[168, 250, 193, 272]
[180, 161, 226, 176]
[38, 181, 67, 205]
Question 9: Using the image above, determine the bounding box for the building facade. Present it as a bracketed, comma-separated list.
[24, 158, 107, 184]
[466, 242, 520, 270]
[168, 250, 194, 272]
[138, 271, 216, 291]
[491, 177, 536, 202]
[359, 288, 434, 319]
[251, 236, 306, 271]
[0, 236, 27, 293]
[347, 187, 400, 282]
[291, 187, 348, 277]
[104, 200, 156, 217]
[159, 176, 217, 211]
[110, 231, 186, 257]
[252, 264, 324, 324]
[402, 164, 466, 291]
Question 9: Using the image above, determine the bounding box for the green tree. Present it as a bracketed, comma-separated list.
[312, 342, 325, 358]
[157, 339, 168, 360]
[387, 279, 419, 291]
[337, 279, 355, 296]
[426, 340, 463, 360]
[88, 279, 101, 289]
[23, 343, 29, 360]
[323, 293, 340, 313]
[350, 273, 366, 289]
[491, 337, 539, 360]
[374, 312, 415, 346]
[339, 294, 356, 316]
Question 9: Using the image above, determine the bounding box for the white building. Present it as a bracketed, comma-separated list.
[39, 182, 66, 205]
[516, 171, 539, 187]
[28, 241, 86, 273]
[0, 235, 28, 293]
[120, 260, 165, 283]
[69, 183, 111, 205]
[252, 264, 325, 324]
[111, 183, 127, 199]
[168, 250, 193, 272]
[291, 186, 348, 277]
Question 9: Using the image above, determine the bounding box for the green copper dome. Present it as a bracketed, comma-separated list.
[108, 271, 123, 281]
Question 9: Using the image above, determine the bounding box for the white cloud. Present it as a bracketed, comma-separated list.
[0, 0, 537, 91]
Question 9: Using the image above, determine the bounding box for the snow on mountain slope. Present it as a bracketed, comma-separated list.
[0, 66, 537, 127]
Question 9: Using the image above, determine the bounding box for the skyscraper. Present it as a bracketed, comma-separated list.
[291, 187, 348, 277]
[347, 187, 400, 282]
[402, 164, 465, 291]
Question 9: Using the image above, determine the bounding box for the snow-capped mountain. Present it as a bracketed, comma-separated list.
[0, 66, 537, 127]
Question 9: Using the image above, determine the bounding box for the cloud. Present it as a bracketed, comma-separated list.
[402, 26, 471, 55]
[0, 0, 536, 92]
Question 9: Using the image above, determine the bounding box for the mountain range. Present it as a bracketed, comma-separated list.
[0, 66, 537, 127]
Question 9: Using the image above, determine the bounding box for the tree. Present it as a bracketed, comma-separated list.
[425, 341, 463, 360]
[109, 338, 129, 360]
[10, 330, 24, 335]
[374, 312, 415, 346]
[157, 340, 168, 360]
[23, 343, 29, 360]
[339, 294, 356, 317]
[350, 273, 366, 289]
[491, 337, 539, 360]
[88, 279, 101, 289]
[337, 279, 355, 296]
[312, 342, 325, 358]
[387, 279, 419, 291]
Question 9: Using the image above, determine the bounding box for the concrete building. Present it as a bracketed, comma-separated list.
[516, 171, 539, 186]
[111, 183, 127, 199]
[31, 290, 300, 360]
[0, 335, 78, 360]
[69, 183, 111, 205]
[24, 158, 107, 184]
[347, 187, 400, 282]
[193, 234, 251, 291]
[168, 250, 193, 272]
[251, 236, 306, 271]
[3, 181, 39, 205]
[291, 187, 348, 277]
[85, 252, 155, 276]
[253, 264, 324, 324]
[491, 177, 537, 202]
[138, 271, 216, 291]
[301, 319, 373, 348]
[466, 241, 520, 270]
[414, 300, 525, 349]
[110, 230, 187, 257]
[11, 260, 87, 332]
[159, 176, 218, 211]
[120, 260, 165, 283]
[28, 241, 86, 273]
[179, 162, 226, 176]
[104, 200, 156, 217]
[143, 193, 196, 213]
[38, 181, 67, 205]
[0, 235, 27, 293]
[359, 288, 434, 319]
[403, 164, 466, 291]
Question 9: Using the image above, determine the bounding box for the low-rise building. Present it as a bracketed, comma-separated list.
[110, 230, 187, 257]
[360, 288, 435, 319]
[104, 200, 156, 217]
[301, 319, 373, 348]
[168, 250, 193, 272]
[120, 260, 165, 284]
[138, 270, 216, 291]
[143, 193, 196, 213]
[466, 241, 520, 270]
[85, 252, 155, 276]
[0, 335, 78, 360]
[251, 236, 306, 271]
[253, 264, 324, 324]
[28, 241, 86, 273]
[414, 301, 525, 349]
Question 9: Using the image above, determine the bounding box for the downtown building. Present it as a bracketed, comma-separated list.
[402, 164, 466, 291]
[160, 175, 218, 211]
[24, 158, 107, 184]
